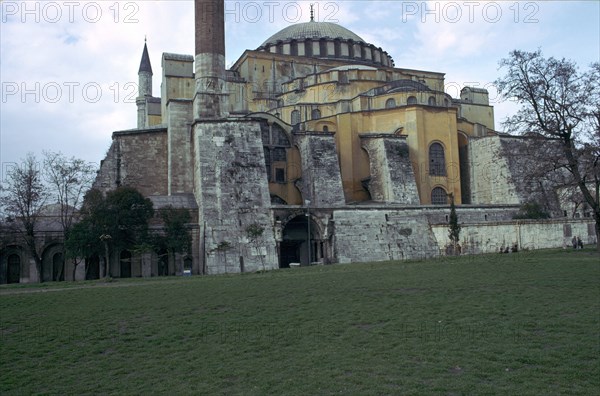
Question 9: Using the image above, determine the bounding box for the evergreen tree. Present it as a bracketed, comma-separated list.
[448, 194, 461, 254]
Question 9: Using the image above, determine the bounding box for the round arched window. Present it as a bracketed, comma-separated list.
[431, 187, 448, 205]
[429, 143, 446, 176]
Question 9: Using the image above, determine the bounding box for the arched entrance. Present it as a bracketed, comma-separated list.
[7, 254, 20, 284]
[280, 215, 318, 268]
[52, 252, 65, 281]
[42, 244, 65, 282]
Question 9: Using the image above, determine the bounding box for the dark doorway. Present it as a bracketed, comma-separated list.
[280, 216, 317, 268]
[86, 255, 100, 280]
[120, 251, 132, 278]
[157, 250, 168, 276]
[7, 254, 20, 284]
[280, 241, 301, 268]
[52, 252, 64, 282]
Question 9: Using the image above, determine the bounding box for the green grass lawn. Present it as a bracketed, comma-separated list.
[1, 249, 599, 395]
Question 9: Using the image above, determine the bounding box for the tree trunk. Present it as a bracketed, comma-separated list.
[104, 242, 111, 278]
[594, 216, 600, 253]
[25, 234, 43, 283]
[34, 255, 44, 283]
[71, 258, 78, 281]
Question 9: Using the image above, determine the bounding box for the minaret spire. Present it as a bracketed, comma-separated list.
[137, 39, 153, 128]
[138, 39, 153, 75]
[310, 3, 314, 21]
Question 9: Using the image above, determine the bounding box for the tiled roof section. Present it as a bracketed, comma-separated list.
[260, 21, 365, 47]
[138, 42, 153, 74]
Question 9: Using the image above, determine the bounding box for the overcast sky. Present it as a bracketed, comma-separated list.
[1, 0, 599, 179]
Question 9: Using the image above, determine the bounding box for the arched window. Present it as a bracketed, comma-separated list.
[323, 126, 329, 132]
[305, 40, 313, 57]
[311, 108, 321, 120]
[290, 40, 298, 56]
[431, 187, 448, 205]
[338, 71, 349, 84]
[291, 110, 300, 125]
[385, 98, 396, 109]
[428, 96, 436, 106]
[407, 96, 417, 105]
[444, 98, 449, 107]
[7, 254, 20, 284]
[429, 142, 446, 176]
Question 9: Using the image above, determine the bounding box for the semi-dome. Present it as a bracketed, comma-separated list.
[256, 20, 394, 68]
[261, 21, 365, 47]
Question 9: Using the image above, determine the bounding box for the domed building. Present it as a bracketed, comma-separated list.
[5, 0, 593, 284]
[92, 0, 576, 276]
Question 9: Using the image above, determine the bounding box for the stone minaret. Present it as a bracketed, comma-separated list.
[136, 40, 153, 128]
[194, 0, 227, 119]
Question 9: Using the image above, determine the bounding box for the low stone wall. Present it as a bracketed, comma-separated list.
[431, 219, 597, 254]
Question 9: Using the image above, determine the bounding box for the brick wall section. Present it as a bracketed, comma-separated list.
[294, 132, 345, 205]
[193, 119, 278, 274]
[361, 135, 420, 204]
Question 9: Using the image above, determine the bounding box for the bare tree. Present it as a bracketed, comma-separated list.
[43, 151, 97, 280]
[0, 153, 50, 281]
[495, 50, 600, 251]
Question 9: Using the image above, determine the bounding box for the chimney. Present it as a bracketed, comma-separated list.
[194, 0, 227, 119]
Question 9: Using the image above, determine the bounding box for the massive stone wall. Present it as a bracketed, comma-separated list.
[333, 209, 439, 263]
[93, 128, 169, 197]
[193, 119, 278, 274]
[294, 132, 345, 205]
[468, 135, 520, 205]
[469, 135, 563, 213]
[497, 136, 562, 215]
[361, 135, 420, 204]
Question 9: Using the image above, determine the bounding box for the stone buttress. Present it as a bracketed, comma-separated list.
[192, 0, 277, 273]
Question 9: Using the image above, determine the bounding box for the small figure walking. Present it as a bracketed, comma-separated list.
[572, 236, 578, 249]
[577, 236, 583, 249]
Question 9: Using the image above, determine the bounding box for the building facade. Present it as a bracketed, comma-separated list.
[1, 0, 596, 283]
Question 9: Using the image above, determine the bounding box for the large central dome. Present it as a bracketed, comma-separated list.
[256, 21, 394, 68]
[261, 21, 366, 47]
